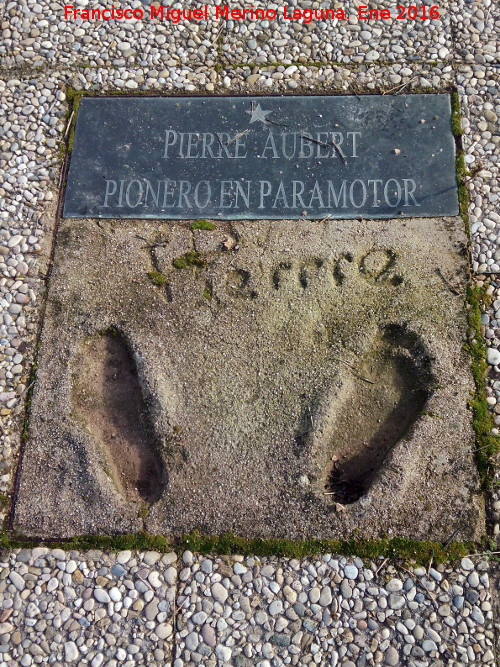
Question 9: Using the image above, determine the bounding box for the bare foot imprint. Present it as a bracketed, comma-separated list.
[323, 324, 434, 504]
[72, 331, 166, 504]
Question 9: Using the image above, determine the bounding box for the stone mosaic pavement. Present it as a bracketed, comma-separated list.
[0, 548, 496, 665]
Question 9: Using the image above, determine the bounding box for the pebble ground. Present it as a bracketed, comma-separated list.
[0, 549, 496, 666]
[0, 0, 499, 664]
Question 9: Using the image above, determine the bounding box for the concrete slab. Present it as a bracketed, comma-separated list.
[13, 217, 484, 540]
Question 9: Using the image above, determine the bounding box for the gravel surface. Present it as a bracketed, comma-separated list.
[0, 549, 496, 666]
[451, 0, 499, 64]
[0, 548, 177, 666]
[220, 0, 454, 66]
[457, 66, 499, 273]
[0, 0, 219, 69]
[175, 553, 496, 666]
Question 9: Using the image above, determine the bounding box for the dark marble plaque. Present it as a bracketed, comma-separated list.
[63, 95, 458, 220]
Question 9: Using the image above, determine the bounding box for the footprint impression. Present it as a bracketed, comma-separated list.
[264, 248, 434, 504]
[72, 331, 166, 504]
[319, 324, 433, 504]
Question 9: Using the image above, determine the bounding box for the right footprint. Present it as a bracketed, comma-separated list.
[324, 324, 434, 504]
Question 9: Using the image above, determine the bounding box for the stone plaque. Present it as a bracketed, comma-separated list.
[63, 95, 458, 220]
[14, 218, 482, 540]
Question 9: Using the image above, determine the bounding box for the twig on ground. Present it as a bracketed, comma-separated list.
[134, 234, 169, 248]
[435, 268, 460, 295]
[464, 551, 500, 558]
[339, 359, 376, 384]
[382, 76, 417, 95]
[443, 526, 464, 547]
[64, 111, 75, 139]
[226, 129, 250, 145]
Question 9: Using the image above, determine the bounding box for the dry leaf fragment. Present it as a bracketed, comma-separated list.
[223, 237, 236, 250]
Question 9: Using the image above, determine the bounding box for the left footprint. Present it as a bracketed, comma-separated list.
[72, 331, 166, 503]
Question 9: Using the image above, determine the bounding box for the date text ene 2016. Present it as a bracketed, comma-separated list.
[63, 5, 441, 21]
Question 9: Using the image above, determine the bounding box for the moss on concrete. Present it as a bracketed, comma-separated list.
[451, 91, 463, 137]
[65, 87, 85, 155]
[0, 531, 169, 553]
[456, 154, 470, 221]
[172, 251, 205, 269]
[450, 92, 499, 487]
[451, 91, 470, 224]
[0, 528, 478, 566]
[179, 531, 473, 565]
[466, 285, 500, 486]
[191, 220, 217, 231]
[147, 270, 168, 287]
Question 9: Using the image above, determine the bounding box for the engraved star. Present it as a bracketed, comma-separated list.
[246, 103, 273, 124]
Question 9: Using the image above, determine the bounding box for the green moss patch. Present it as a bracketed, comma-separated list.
[172, 251, 206, 269]
[178, 531, 472, 565]
[0, 531, 169, 553]
[0, 529, 476, 565]
[191, 220, 217, 231]
[451, 91, 463, 137]
[65, 88, 85, 155]
[452, 92, 499, 486]
[451, 91, 470, 224]
[456, 153, 470, 221]
[147, 270, 168, 286]
[466, 285, 500, 485]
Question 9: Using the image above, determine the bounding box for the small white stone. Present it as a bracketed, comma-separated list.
[66, 560, 77, 574]
[7, 235, 23, 248]
[47, 577, 58, 592]
[319, 586, 333, 606]
[461, 557, 474, 571]
[193, 611, 208, 625]
[344, 564, 359, 579]
[386, 578, 403, 592]
[117, 551, 132, 564]
[109, 586, 121, 601]
[185, 632, 199, 651]
[182, 550, 194, 564]
[91, 654, 104, 667]
[64, 642, 79, 663]
[164, 566, 177, 585]
[115, 647, 126, 661]
[8, 571, 25, 591]
[94, 588, 111, 603]
[156, 622, 172, 639]
[487, 348, 500, 365]
[211, 582, 228, 604]
[269, 600, 283, 615]
[215, 645, 232, 662]
[148, 571, 162, 588]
